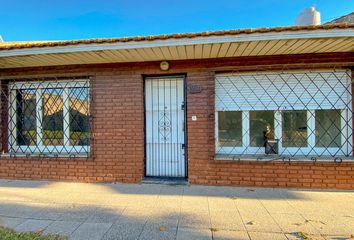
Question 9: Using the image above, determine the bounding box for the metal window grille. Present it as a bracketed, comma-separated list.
[0, 78, 91, 157]
[215, 69, 353, 160]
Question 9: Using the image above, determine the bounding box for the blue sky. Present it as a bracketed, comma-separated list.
[1, 0, 353, 41]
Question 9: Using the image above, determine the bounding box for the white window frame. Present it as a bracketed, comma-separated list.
[215, 109, 352, 157]
[215, 70, 353, 157]
[8, 80, 90, 155]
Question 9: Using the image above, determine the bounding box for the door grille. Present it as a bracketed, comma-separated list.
[145, 76, 186, 177]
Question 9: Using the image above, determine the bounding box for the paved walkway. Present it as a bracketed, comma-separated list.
[0, 180, 353, 240]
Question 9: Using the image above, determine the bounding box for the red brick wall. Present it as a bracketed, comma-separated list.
[0, 73, 145, 183]
[186, 55, 354, 189]
[0, 53, 354, 189]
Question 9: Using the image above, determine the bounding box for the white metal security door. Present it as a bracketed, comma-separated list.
[145, 76, 186, 177]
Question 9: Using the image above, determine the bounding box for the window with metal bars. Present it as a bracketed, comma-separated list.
[3, 79, 90, 156]
[215, 70, 353, 160]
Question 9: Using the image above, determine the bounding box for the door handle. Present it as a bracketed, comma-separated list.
[181, 102, 185, 110]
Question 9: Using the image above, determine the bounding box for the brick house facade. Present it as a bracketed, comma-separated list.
[1, 25, 354, 189]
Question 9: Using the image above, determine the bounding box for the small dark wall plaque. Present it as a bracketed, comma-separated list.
[188, 84, 202, 94]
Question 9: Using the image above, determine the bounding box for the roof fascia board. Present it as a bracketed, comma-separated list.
[1, 29, 354, 57]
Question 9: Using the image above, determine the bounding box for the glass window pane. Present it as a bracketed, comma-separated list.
[42, 88, 64, 146]
[282, 110, 307, 147]
[69, 87, 90, 146]
[250, 111, 274, 147]
[218, 111, 242, 147]
[16, 89, 36, 146]
[315, 110, 341, 148]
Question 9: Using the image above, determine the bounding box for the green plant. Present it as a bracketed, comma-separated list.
[296, 231, 310, 240]
[0, 227, 67, 240]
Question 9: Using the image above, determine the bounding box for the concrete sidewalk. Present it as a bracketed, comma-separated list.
[0, 179, 353, 240]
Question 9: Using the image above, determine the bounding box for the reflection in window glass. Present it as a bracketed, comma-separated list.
[250, 111, 274, 147]
[282, 110, 307, 147]
[69, 87, 90, 146]
[315, 110, 341, 148]
[16, 89, 36, 146]
[218, 111, 242, 147]
[42, 88, 64, 146]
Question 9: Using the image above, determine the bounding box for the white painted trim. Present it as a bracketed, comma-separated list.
[274, 110, 282, 150]
[11, 145, 89, 154]
[216, 109, 352, 157]
[345, 70, 353, 156]
[1, 29, 354, 57]
[308, 110, 316, 149]
[63, 88, 70, 147]
[8, 89, 16, 149]
[36, 89, 43, 146]
[242, 111, 249, 148]
[215, 112, 219, 153]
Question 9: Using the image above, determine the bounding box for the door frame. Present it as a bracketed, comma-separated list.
[143, 74, 188, 179]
